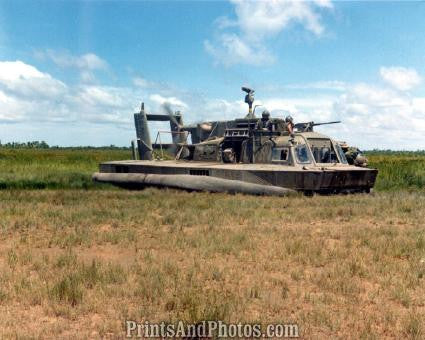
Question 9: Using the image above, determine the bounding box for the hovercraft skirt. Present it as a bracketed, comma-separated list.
[93, 172, 296, 196]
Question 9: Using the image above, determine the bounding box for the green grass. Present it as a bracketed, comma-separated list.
[367, 152, 425, 191]
[0, 148, 424, 191]
[0, 148, 131, 189]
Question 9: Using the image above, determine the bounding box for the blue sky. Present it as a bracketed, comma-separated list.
[0, 0, 424, 149]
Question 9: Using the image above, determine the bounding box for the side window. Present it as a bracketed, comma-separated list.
[334, 143, 348, 164]
[272, 148, 289, 161]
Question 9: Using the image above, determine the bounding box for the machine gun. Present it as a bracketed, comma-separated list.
[294, 121, 341, 132]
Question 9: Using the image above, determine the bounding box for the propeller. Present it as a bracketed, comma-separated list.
[161, 102, 182, 129]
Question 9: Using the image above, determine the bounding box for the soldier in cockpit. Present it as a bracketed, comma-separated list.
[256, 110, 272, 131]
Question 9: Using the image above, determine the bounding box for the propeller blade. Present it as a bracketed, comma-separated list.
[161, 102, 182, 128]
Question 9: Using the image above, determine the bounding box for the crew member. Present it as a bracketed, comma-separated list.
[285, 115, 294, 134]
[256, 110, 272, 131]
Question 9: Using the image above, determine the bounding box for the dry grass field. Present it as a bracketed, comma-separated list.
[0, 189, 424, 339]
[1, 148, 425, 338]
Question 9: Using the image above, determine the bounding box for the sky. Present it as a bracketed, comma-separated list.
[0, 0, 424, 149]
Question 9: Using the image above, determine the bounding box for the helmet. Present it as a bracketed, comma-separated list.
[262, 110, 270, 119]
[285, 115, 293, 123]
[354, 155, 368, 167]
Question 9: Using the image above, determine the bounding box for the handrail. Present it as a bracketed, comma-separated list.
[153, 130, 190, 160]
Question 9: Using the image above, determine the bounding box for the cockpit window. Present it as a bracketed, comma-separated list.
[308, 138, 339, 163]
[295, 144, 311, 164]
[334, 143, 348, 164]
[272, 147, 289, 161]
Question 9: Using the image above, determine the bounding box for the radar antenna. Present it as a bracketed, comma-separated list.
[241, 87, 255, 118]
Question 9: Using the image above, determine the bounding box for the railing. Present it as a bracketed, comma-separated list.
[153, 130, 190, 160]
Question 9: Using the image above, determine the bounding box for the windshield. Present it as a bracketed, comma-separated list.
[295, 144, 311, 164]
[308, 138, 339, 163]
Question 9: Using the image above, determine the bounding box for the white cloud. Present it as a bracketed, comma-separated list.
[284, 80, 346, 91]
[77, 86, 126, 108]
[0, 60, 188, 144]
[204, 33, 274, 67]
[80, 70, 96, 83]
[262, 96, 335, 122]
[380, 66, 422, 91]
[0, 90, 27, 123]
[0, 60, 67, 101]
[232, 0, 331, 39]
[149, 94, 188, 109]
[0, 60, 135, 128]
[132, 77, 159, 89]
[205, 0, 333, 66]
[1, 59, 424, 149]
[0, 60, 45, 81]
[202, 98, 247, 121]
[197, 74, 425, 150]
[0, 60, 190, 139]
[326, 83, 425, 149]
[41, 50, 108, 70]
[36, 50, 108, 83]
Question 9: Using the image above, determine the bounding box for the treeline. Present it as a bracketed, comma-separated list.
[0, 141, 423, 154]
[0, 141, 50, 149]
[0, 141, 129, 150]
[365, 149, 425, 156]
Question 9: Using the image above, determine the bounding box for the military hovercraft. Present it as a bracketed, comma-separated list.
[93, 87, 377, 196]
